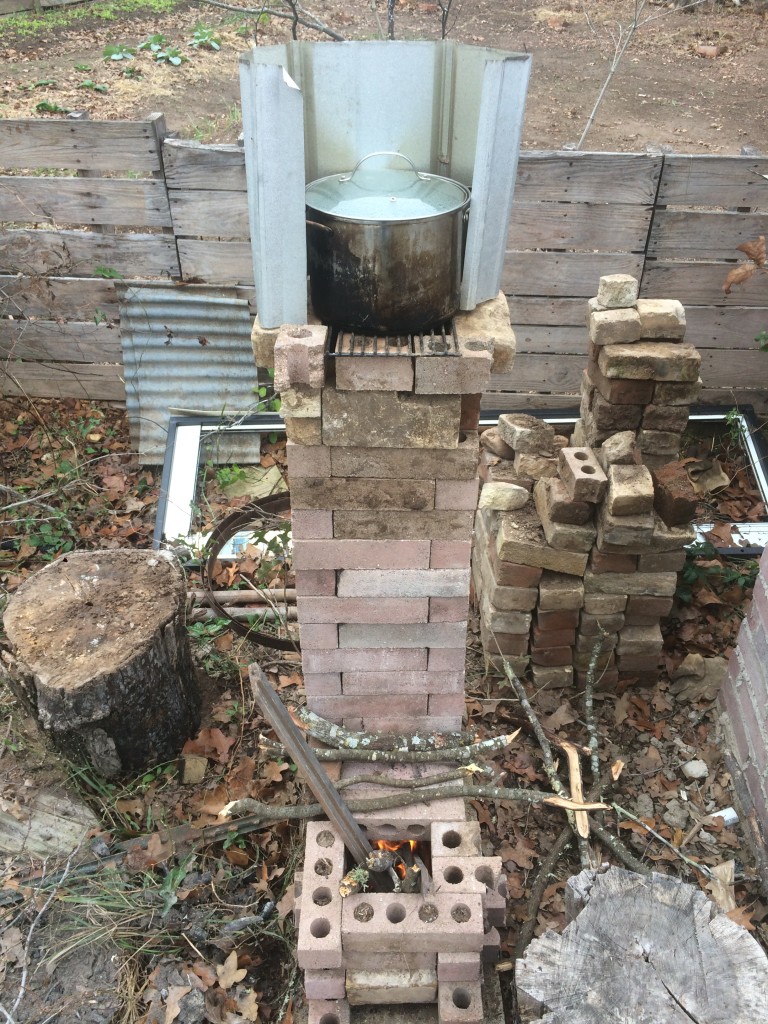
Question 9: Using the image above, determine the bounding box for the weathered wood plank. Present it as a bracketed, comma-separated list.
[700, 348, 768, 390]
[507, 297, 586, 326]
[0, 176, 173, 228]
[658, 155, 768, 208]
[685, 306, 768, 350]
[641, 260, 768, 307]
[163, 139, 247, 191]
[489, 353, 585, 393]
[649, 210, 768, 259]
[515, 152, 661, 204]
[176, 239, 254, 284]
[508, 202, 651, 253]
[482, 388, 768, 417]
[0, 228, 180, 279]
[168, 190, 250, 239]
[508, 324, 586, 355]
[0, 117, 165, 173]
[0, 320, 122, 363]
[0, 360, 125, 401]
[0, 275, 123, 319]
[503, 251, 645, 296]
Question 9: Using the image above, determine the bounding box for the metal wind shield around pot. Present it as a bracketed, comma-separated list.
[305, 152, 470, 334]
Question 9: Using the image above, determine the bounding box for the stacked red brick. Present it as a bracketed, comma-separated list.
[275, 296, 515, 734]
[474, 275, 701, 685]
[296, 820, 506, 1024]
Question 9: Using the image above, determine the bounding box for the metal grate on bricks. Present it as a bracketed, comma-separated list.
[327, 321, 458, 357]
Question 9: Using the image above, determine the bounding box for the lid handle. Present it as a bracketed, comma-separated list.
[338, 151, 431, 184]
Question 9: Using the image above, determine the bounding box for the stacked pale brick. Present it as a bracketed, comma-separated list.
[475, 275, 700, 686]
[296, 820, 506, 1024]
[274, 296, 515, 734]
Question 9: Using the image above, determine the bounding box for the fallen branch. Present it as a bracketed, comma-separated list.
[296, 707, 473, 750]
[260, 730, 519, 763]
[583, 631, 606, 789]
[611, 802, 714, 880]
[336, 767, 491, 791]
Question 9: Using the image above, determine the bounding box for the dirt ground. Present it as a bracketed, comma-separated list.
[1, 0, 767, 154]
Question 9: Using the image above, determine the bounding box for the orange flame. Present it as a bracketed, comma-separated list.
[374, 839, 418, 878]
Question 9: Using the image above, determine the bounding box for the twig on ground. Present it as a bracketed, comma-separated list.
[611, 803, 715, 879]
[584, 631, 606, 791]
[514, 823, 574, 958]
[259, 730, 518, 763]
[296, 707, 473, 750]
[336, 767, 491, 791]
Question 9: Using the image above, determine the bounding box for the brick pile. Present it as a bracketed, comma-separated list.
[475, 275, 700, 686]
[272, 294, 515, 734]
[295, 820, 506, 1024]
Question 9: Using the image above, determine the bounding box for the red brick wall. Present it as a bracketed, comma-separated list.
[719, 545, 768, 830]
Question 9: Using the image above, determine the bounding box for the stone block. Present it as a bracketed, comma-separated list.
[579, 611, 625, 635]
[342, 670, 464, 695]
[414, 340, 493, 395]
[483, 650, 530, 677]
[558, 447, 608, 503]
[343, 951, 436, 972]
[429, 647, 467, 671]
[479, 450, 534, 489]
[596, 504, 654, 549]
[438, 981, 484, 1024]
[496, 514, 588, 576]
[303, 672, 342, 695]
[338, 621, 467, 649]
[474, 548, 538, 611]
[251, 315, 279, 369]
[302, 648, 428, 674]
[617, 624, 664, 656]
[293, 476, 436, 512]
[652, 461, 699, 527]
[437, 953, 481, 983]
[436, 478, 480, 511]
[480, 426, 515, 459]
[589, 306, 642, 346]
[308, 693, 429, 722]
[304, 969, 346, 1002]
[481, 624, 530, 657]
[298, 823, 345, 971]
[498, 413, 555, 454]
[274, 324, 327, 392]
[346, 968, 437, 1005]
[453, 291, 516, 374]
[596, 274, 640, 309]
[430, 597, 470, 622]
[625, 595, 674, 621]
[589, 549, 638, 574]
[575, 631, 617, 654]
[480, 596, 533, 635]
[581, 387, 643, 433]
[335, 354, 414, 392]
[298, 597, 429, 624]
[432, 540, 473, 569]
[530, 646, 573, 667]
[295, 568, 337, 597]
[514, 451, 559, 479]
[586, 363, 655, 407]
[330, 432, 479, 481]
[534, 480, 596, 553]
[292, 510, 334, 540]
[460, 393, 482, 432]
[583, 593, 627, 615]
[306, 1000, 350, 1024]
[584, 570, 677, 598]
[432, 820, 483, 857]
[534, 477, 592, 525]
[427, 694, 466, 722]
[575, 667, 619, 689]
[538, 571, 585, 611]
[638, 429, 681, 456]
[606, 463, 655, 516]
[286, 417, 323, 445]
[337, 568, 470, 598]
[637, 550, 687, 572]
[430, 855, 502, 897]
[535, 608, 580, 630]
[531, 664, 574, 688]
[652, 377, 702, 406]
[572, 649, 615, 673]
[294, 539, 431, 571]
[279, 384, 322, 418]
[322, 389, 460, 449]
[300, 625, 340, 651]
[635, 298, 686, 339]
[597, 431, 640, 469]
[287, 441, 331, 478]
[617, 652, 663, 673]
[482, 926, 501, 964]
[478, 481, 530, 511]
[598, 342, 701, 382]
[642, 403, 690, 433]
[531, 624, 576, 648]
[341, 893, 485, 953]
[334, 510, 475, 541]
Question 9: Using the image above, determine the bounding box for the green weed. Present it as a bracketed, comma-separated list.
[215, 463, 247, 488]
[189, 23, 221, 49]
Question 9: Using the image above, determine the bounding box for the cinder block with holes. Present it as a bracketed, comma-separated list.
[306, 998, 351, 1024]
[438, 980, 484, 1024]
[341, 893, 485, 953]
[558, 447, 608, 503]
[431, 821, 482, 858]
[297, 823, 345, 970]
[430, 856, 503, 897]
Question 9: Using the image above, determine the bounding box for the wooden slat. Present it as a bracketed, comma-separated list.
[700, 348, 768, 391]
[168, 190, 249, 239]
[176, 239, 254, 284]
[649, 210, 768, 259]
[685, 307, 768, 351]
[0, 177, 172, 228]
[163, 139, 247, 191]
[509, 325, 586, 356]
[657, 155, 768, 208]
[0, 276, 123, 319]
[0, 321, 122, 363]
[507, 297, 585, 326]
[0, 228, 180, 279]
[0, 361, 125, 401]
[515, 152, 661, 204]
[641, 260, 768, 306]
[482, 388, 768, 417]
[489, 353, 585, 393]
[0, 118, 165, 173]
[508, 203, 651, 253]
[503, 252, 645, 297]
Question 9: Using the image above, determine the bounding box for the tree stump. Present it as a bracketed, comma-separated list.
[1, 549, 200, 777]
[515, 867, 768, 1024]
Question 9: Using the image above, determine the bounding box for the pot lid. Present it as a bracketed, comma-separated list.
[306, 156, 469, 222]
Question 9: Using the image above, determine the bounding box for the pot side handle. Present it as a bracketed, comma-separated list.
[306, 219, 334, 235]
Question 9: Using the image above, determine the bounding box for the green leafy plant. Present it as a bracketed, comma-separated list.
[94, 265, 124, 279]
[215, 463, 247, 488]
[20, 78, 57, 90]
[676, 541, 758, 605]
[34, 100, 69, 114]
[77, 79, 109, 93]
[756, 330, 768, 352]
[102, 42, 135, 60]
[139, 33, 188, 64]
[189, 23, 221, 49]
[74, 62, 92, 71]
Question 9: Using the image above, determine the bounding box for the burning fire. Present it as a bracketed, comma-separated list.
[375, 839, 418, 879]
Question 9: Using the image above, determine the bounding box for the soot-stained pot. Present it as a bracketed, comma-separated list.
[305, 152, 470, 334]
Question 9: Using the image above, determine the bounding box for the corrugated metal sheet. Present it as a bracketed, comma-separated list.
[119, 284, 260, 462]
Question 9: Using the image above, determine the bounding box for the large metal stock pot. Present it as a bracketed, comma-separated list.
[305, 152, 470, 334]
